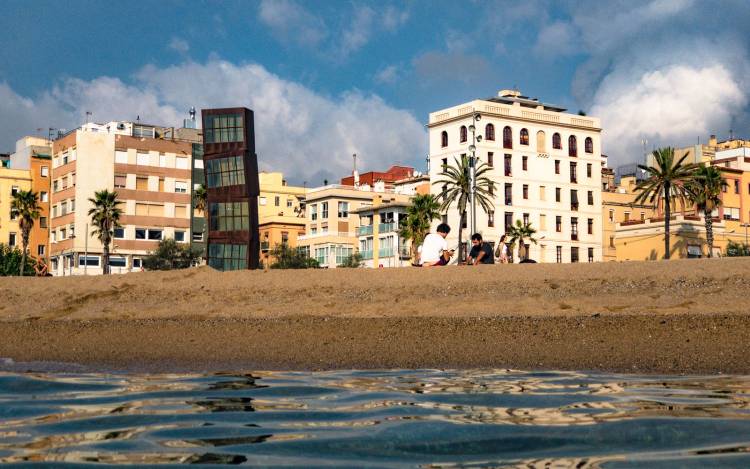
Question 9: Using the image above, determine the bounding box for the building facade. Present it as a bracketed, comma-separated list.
[0, 168, 31, 250]
[202, 107, 260, 271]
[428, 89, 604, 263]
[353, 201, 411, 268]
[190, 143, 206, 256]
[49, 122, 196, 275]
[257, 172, 306, 266]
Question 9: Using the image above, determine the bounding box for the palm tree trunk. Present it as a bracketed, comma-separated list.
[664, 185, 671, 260]
[103, 236, 110, 275]
[705, 207, 714, 258]
[19, 234, 28, 276]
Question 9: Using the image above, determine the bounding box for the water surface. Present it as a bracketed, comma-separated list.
[0, 369, 749, 467]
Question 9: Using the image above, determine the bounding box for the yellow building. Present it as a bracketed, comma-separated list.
[0, 168, 32, 249]
[601, 172, 657, 261]
[256, 172, 307, 266]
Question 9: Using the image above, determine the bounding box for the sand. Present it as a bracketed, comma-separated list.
[1, 258, 749, 373]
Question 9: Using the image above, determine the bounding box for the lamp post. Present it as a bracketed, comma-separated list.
[467, 112, 482, 236]
[742, 223, 750, 246]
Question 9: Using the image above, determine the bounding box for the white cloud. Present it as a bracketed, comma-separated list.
[168, 37, 190, 55]
[533, 21, 578, 57]
[258, 0, 327, 47]
[0, 60, 426, 184]
[374, 64, 399, 84]
[337, 5, 376, 58]
[382, 5, 410, 31]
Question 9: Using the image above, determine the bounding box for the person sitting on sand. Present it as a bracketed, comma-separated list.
[466, 233, 494, 265]
[420, 223, 454, 267]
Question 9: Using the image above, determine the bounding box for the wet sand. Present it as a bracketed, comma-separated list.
[1, 258, 750, 373]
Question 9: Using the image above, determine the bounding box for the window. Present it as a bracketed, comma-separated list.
[568, 135, 577, 157]
[79, 256, 100, 267]
[40, 191, 48, 202]
[70, 199, 75, 212]
[114, 227, 125, 239]
[552, 133, 562, 150]
[37, 245, 45, 256]
[539, 186, 546, 201]
[321, 202, 329, 219]
[588, 247, 594, 263]
[52, 180, 58, 192]
[135, 228, 146, 239]
[571, 218, 579, 241]
[136, 177, 149, 191]
[487, 152, 494, 167]
[175, 231, 186, 242]
[587, 191, 594, 205]
[571, 189, 579, 210]
[176, 157, 189, 170]
[554, 160, 560, 174]
[485, 123, 495, 141]
[520, 128, 529, 145]
[503, 126, 512, 149]
[608, 209, 615, 223]
[735, 180, 740, 194]
[609, 236, 615, 248]
[624, 211, 630, 222]
[585, 137, 593, 153]
[504, 183, 513, 205]
[522, 155, 528, 171]
[281, 231, 289, 244]
[555, 187, 561, 202]
[175, 181, 188, 193]
[114, 175, 127, 188]
[135, 203, 164, 217]
[195, 159, 204, 169]
[51, 205, 57, 218]
[556, 216, 562, 232]
[441, 131, 448, 147]
[338, 201, 349, 218]
[587, 218, 593, 235]
[175, 205, 188, 218]
[159, 154, 167, 167]
[460, 125, 467, 143]
[504, 154, 512, 176]
[273, 196, 280, 207]
[9, 233, 16, 247]
[539, 214, 546, 230]
[570, 162, 578, 183]
[571, 247, 579, 263]
[39, 217, 47, 228]
[587, 164, 592, 178]
[115, 150, 128, 164]
[41, 166, 49, 177]
[136, 152, 150, 166]
[640, 212, 645, 221]
[133, 125, 155, 138]
[536, 130, 546, 152]
[133, 258, 143, 269]
[109, 257, 127, 268]
[556, 246, 562, 263]
[523, 213, 530, 225]
[203, 113, 244, 144]
[62, 153, 68, 165]
[147, 229, 163, 240]
[311, 204, 318, 221]
[206, 156, 245, 188]
[287, 199, 293, 208]
[723, 207, 740, 221]
[208, 242, 248, 271]
[504, 212, 513, 233]
[60, 201, 67, 216]
[522, 184, 528, 199]
[488, 211, 495, 228]
[209, 202, 250, 231]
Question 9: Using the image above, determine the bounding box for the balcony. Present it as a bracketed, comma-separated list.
[571, 233, 579, 241]
[357, 225, 374, 236]
[378, 223, 396, 233]
[570, 177, 577, 184]
[360, 250, 373, 260]
[298, 231, 350, 241]
[570, 203, 579, 211]
[378, 247, 394, 258]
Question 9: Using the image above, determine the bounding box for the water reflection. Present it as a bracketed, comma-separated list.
[0, 370, 749, 466]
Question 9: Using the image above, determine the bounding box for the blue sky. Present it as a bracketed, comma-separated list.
[1, 0, 749, 183]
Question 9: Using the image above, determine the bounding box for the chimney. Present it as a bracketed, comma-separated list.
[353, 153, 360, 188]
[709, 134, 717, 147]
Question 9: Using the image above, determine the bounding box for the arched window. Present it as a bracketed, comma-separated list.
[585, 137, 593, 153]
[485, 123, 495, 141]
[460, 125, 467, 143]
[503, 126, 512, 149]
[441, 131, 448, 148]
[536, 130, 546, 152]
[552, 133, 562, 149]
[568, 135, 577, 157]
[520, 128, 529, 145]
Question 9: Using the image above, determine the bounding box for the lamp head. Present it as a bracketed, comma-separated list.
[468, 124, 475, 133]
[476, 135, 483, 142]
[469, 145, 476, 152]
[474, 114, 481, 122]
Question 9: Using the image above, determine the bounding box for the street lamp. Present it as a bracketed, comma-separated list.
[468, 112, 482, 236]
[742, 223, 750, 246]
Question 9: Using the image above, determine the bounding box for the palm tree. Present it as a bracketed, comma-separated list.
[688, 164, 726, 258]
[506, 219, 538, 262]
[398, 194, 441, 262]
[433, 155, 495, 261]
[10, 190, 41, 276]
[634, 147, 697, 259]
[194, 183, 207, 213]
[88, 190, 123, 274]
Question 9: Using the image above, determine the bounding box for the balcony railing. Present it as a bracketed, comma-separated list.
[360, 250, 373, 260]
[298, 231, 350, 241]
[357, 225, 373, 236]
[571, 203, 578, 211]
[378, 223, 396, 233]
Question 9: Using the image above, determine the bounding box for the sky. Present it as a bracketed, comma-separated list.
[1, 0, 749, 184]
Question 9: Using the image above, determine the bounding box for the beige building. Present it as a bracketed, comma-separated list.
[257, 172, 307, 265]
[601, 173, 657, 261]
[353, 200, 411, 268]
[0, 168, 31, 250]
[297, 184, 411, 267]
[428, 89, 603, 263]
[49, 121, 196, 275]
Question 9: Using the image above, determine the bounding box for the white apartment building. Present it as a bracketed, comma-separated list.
[49, 121, 198, 275]
[428, 89, 603, 263]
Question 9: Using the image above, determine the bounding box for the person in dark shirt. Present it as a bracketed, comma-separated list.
[466, 233, 495, 265]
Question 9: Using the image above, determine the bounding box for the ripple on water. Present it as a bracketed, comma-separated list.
[0, 370, 749, 467]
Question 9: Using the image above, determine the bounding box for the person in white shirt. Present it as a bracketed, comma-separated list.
[419, 223, 453, 266]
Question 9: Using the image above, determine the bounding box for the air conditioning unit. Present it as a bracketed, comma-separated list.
[116, 123, 125, 130]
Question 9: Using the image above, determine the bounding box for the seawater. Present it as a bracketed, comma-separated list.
[0, 369, 749, 468]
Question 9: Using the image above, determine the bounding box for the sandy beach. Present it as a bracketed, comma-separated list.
[1, 258, 749, 373]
